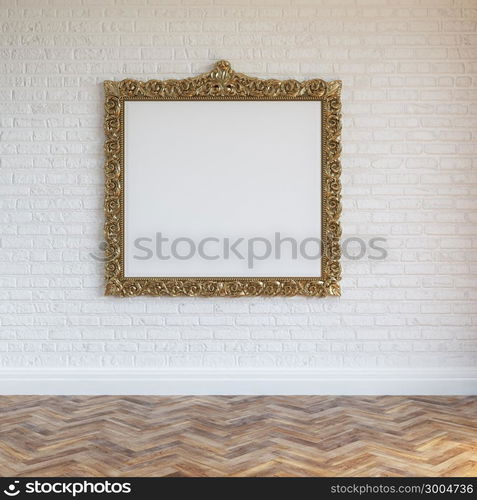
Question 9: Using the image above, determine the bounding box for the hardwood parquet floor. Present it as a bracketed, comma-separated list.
[0, 396, 475, 477]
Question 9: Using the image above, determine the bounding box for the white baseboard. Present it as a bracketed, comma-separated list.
[0, 369, 476, 395]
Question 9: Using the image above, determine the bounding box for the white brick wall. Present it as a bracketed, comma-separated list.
[1, 0, 476, 376]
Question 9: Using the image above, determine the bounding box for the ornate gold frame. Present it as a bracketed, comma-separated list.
[103, 60, 342, 297]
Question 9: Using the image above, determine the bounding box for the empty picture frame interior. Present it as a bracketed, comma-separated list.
[103, 60, 342, 297]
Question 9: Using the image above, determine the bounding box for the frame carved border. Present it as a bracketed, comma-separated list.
[103, 60, 342, 297]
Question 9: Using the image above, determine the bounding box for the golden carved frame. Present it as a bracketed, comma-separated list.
[103, 60, 342, 297]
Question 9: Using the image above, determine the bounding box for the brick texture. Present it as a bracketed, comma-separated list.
[0, 0, 476, 370]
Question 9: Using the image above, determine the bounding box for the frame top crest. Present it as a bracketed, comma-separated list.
[104, 60, 341, 100]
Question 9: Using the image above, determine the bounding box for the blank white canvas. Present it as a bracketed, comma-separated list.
[124, 100, 322, 277]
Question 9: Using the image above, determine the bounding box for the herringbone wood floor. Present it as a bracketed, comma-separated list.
[0, 396, 475, 477]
